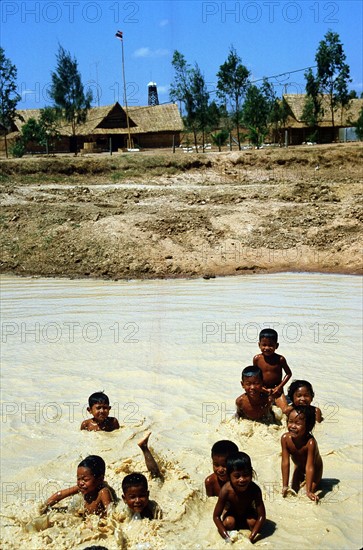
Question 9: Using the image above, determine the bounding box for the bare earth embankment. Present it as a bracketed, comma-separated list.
[0, 143, 362, 279]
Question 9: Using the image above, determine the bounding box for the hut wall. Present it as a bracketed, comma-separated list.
[136, 132, 181, 148]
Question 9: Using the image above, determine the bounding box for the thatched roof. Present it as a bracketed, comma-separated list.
[283, 94, 363, 128]
[15, 102, 184, 136]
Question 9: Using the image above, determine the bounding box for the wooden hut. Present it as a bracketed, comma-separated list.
[282, 94, 363, 145]
[3, 102, 184, 154]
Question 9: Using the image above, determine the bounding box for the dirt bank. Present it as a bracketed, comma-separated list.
[1, 143, 362, 279]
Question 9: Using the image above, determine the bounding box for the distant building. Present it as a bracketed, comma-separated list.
[281, 94, 363, 145]
[2, 102, 184, 153]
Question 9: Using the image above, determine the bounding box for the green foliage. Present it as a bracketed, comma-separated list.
[10, 140, 26, 157]
[306, 31, 352, 129]
[241, 80, 277, 147]
[211, 129, 229, 151]
[216, 46, 250, 150]
[20, 108, 60, 153]
[0, 47, 22, 157]
[50, 45, 92, 144]
[170, 52, 220, 150]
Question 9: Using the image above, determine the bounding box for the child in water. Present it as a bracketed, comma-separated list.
[253, 328, 292, 409]
[40, 455, 116, 517]
[81, 391, 120, 432]
[235, 366, 274, 421]
[281, 405, 323, 502]
[283, 380, 323, 422]
[121, 431, 163, 519]
[213, 452, 266, 543]
[205, 440, 239, 497]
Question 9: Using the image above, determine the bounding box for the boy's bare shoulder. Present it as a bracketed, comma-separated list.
[253, 353, 263, 363]
[80, 419, 93, 430]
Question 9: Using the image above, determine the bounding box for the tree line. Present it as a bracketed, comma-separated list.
[1, 31, 362, 157]
[170, 31, 362, 149]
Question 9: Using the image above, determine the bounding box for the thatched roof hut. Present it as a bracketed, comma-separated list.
[282, 94, 363, 144]
[8, 102, 184, 152]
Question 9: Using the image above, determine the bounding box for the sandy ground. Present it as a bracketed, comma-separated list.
[0, 143, 362, 279]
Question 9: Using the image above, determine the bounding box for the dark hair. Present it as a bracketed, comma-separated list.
[78, 455, 106, 478]
[211, 440, 239, 458]
[83, 547, 109, 550]
[242, 365, 263, 380]
[88, 392, 109, 407]
[226, 452, 254, 476]
[289, 405, 316, 434]
[259, 328, 278, 343]
[288, 380, 315, 401]
[122, 473, 148, 493]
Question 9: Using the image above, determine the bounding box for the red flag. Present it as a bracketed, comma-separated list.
[115, 30, 123, 40]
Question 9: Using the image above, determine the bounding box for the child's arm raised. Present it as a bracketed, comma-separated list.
[213, 486, 231, 541]
[281, 435, 290, 497]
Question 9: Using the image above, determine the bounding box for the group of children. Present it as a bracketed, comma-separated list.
[40, 328, 324, 544]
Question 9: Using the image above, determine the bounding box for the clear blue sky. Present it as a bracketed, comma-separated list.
[2, 0, 362, 110]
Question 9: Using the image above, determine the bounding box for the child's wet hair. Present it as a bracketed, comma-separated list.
[290, 405, 316, 433]
[122, 473, 148, 493]
[226, 452, 254, 476]
[88, 392, 110, 407]
[211, 440, 239, 457]
[259, 328, 278, 343]
[78, 455, 106, 478]
[288, 380, 315, 401]
[242, 365, 263, 380]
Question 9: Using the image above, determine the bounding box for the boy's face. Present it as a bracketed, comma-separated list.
[287, 409, 306, 439]
[242, 374, 263, 396]
[122, 484, 149, 513]
[229, 469, 252, 494]
[212, 454, 228, 483]
[258, 337, 278, 356]
[292, 386, 313, 406]
[77, 466, 102, 496]
[88, 401, 111, 423]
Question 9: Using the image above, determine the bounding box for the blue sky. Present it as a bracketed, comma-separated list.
[2, 0, 362, 110]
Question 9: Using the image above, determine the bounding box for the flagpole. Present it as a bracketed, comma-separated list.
[116, 30, 133, 149]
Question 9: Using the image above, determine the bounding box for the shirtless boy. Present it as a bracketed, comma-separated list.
[253, 329, 292, 409]
[213, 452, 266, 543]
[235, 366, 274, 421]
[281, 405, 323, 502]
[81, 391, 120, 432]
[41, 455, 116, 517]
[205, 440, 239, 497]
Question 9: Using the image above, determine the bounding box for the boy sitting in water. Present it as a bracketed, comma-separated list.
[235, 366, 274, 421]
[213, 452, 266, 543]
[121, 432, 163, 519]
[40, 455, 116, 517]
[205, 440, 239, 497]
[81, 391, 120, 432]
[253, 328, 292, 410]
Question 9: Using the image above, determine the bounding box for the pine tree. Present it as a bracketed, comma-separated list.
[0, 47, 21, 157]
[50, 45, 92, 154]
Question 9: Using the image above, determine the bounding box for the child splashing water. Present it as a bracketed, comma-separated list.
[40, 455, 116, 517]
[281, 405, 323, 502]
